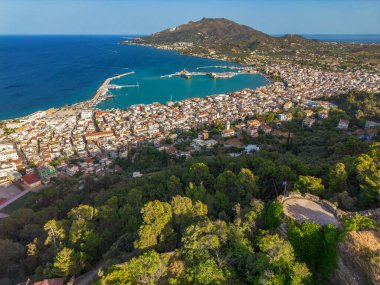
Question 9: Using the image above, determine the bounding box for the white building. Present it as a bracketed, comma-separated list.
[81, 110, 93, 119]
[365, 120, 380, 129]
[5, 121, 24, 129]
[66, 165, 79, 176]
[0, 150, 19, 161]
[337, 119, 349, 129]
[0, 143, 14, 152]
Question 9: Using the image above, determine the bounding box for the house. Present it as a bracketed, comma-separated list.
[191, 139, 217, 150]
[365, 120, 380, 129]
[337, 119, 349, 129]
[133, 171, 143, 178]
[84, 131, 114, 141]
[34, 278, 64, 285]
[221, 129, 235, 138]
[66, 164, 79, 176]
[283, 101, 293, 111]
[318, 110, 329, 119]
[247, 127, 259, 137]
[38, 165, 56, 180]
[0, 163, 16, 178]
[204, 139, 218, 148]
[22, 173, 41, 188]
[356, 129, 378, 141]
[163, 146, 177, 155]
[366, 129, 378, 140]
[247, 119, 261, 128]
[7, 171, 22, 182]
[80, 110, 93, 119]
[0, 175, 9, 186]
[201, 130, 209, 140]
[302, 118, 315, 128]
[0, 150, 19, 162]
[84, 158, 94, 165]
[245, 144, 260, 153]
[233, 124, 246, 135]
[260, 124, 272, 134]
[277, 113, 292, 122]
[304, 110, 314, 118]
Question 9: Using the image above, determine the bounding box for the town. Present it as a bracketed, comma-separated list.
[0, 60, 379, 207]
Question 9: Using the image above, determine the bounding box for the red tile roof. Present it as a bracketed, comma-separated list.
[22, 173, 40, 185]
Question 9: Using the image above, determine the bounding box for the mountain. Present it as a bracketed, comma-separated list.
[128, 18, 379, 68]
[132, 17, 314, 50]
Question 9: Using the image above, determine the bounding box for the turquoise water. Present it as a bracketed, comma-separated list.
[0, 36, 268, 119]
[97, 57, 267, 109]
[2, 35, 379, 120]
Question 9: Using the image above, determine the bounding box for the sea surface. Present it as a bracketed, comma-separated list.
[0, 35, 268, 120]
[301, 34, 380, 43]
[1, 34, 378, 120]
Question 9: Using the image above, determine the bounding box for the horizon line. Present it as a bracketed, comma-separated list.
[1, 33, 380, 36]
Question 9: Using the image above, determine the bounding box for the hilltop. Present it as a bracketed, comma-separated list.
[131, 17, 315, 51]
[141, 18, 276, 46]
[127, 18, 380, 69]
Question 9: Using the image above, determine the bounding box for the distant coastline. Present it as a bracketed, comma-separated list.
[280, 34, 380, 43]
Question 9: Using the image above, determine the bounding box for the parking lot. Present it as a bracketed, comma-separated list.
[0, 184, 23, 201]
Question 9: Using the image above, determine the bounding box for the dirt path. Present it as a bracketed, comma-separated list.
[74, 262, 105, 285]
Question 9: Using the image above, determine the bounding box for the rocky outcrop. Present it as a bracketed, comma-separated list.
[332, 231, 380, 285]
[343, 209, 380, 224]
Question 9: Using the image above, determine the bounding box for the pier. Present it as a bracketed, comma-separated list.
[108, 84, 139, 89]
[196, 65, 241, 70]
[87, 71, 136, 107]
[160, 71, 209, 78]
[160, 69, 245, 79]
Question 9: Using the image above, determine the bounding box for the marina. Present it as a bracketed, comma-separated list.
[160, 69, 247, 79]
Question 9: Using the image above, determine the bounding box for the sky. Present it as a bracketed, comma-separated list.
[0, 0, 379, 35]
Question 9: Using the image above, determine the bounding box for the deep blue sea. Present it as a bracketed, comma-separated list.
[0, 35, 267, 120]
[302, 34, 380, 43]
[0, 34, 379, 120]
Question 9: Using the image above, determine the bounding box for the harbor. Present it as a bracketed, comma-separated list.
[160, 69, 246, 80]
[87, 71, 136, 107]
[160, 65, 260, 80]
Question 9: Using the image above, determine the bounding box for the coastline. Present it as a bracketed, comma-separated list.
[80, 71, 135, 108]
[0, 43, 267, 123]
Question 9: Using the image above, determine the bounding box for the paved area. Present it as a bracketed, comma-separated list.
[283, 198, 339, 226]
[0, 190, 30, 210]
[0, 184, 22, 200]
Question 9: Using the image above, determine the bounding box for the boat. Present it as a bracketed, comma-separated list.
[208, 72, 217, 79]
[180, 69, 191, 80]
[208, 72, 235, 79]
